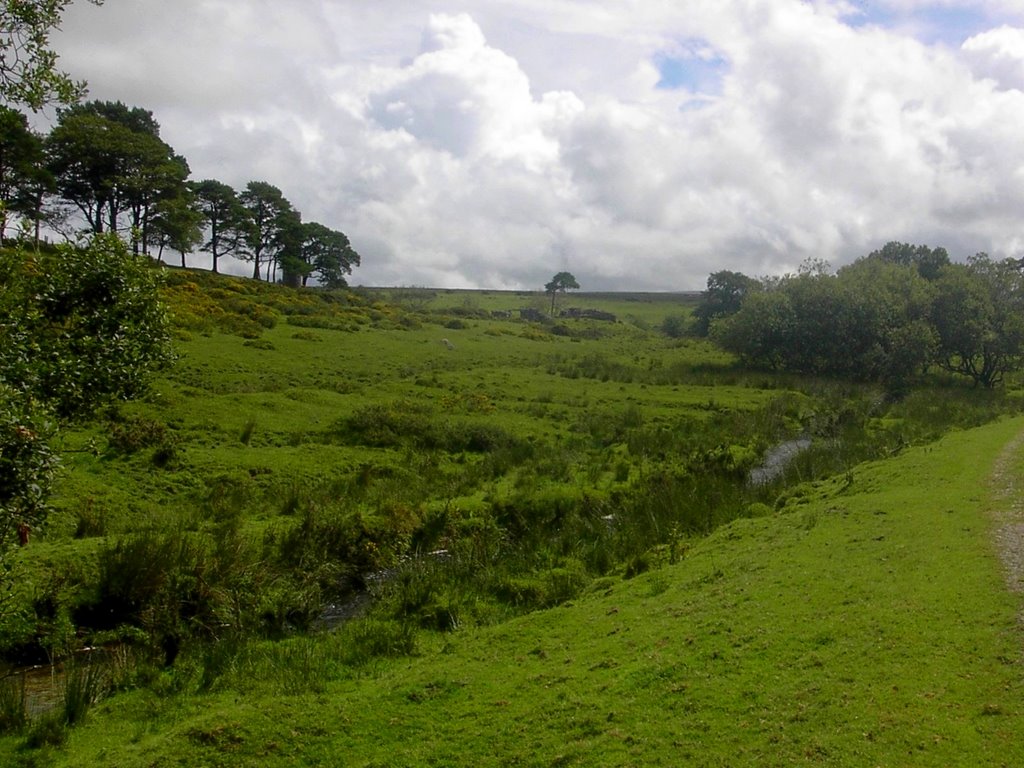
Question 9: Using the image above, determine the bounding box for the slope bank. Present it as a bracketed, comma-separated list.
[35, 416, 1024, 766]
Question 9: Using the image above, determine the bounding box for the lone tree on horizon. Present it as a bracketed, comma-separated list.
[545, 271, 579, 315]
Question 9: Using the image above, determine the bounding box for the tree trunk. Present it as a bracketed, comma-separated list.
[141, 207, 150, 256]
[32, 190, 43, 248]
[107, 201, 119, 237]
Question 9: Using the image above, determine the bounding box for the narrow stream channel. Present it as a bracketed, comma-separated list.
[2, 663, 65, 717]
[748, 437, 812, 486]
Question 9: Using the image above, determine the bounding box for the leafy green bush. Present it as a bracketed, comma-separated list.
[10, 236, 174, 417]
[0, 386, 57, 549]
[446, 422, 518, 453]
[0, 236, 173, 559]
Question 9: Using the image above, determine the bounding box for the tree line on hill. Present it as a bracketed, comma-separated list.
[688, 242, 1024, 389]
[0, 101, 360, 287]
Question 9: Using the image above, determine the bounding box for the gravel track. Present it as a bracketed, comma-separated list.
[989, 428, 1024, 612]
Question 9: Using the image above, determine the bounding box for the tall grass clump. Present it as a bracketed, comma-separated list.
[0, 675, 27, 734]
[79, 530, 211, 651]
[61, 659, 102, 726]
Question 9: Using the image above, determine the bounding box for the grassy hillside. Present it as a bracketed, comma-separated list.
[2, 268, 1023, 764]
[28, 415, 1024, 766]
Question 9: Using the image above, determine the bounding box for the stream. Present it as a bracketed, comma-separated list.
[2, 662, 66, 717]
[748, 437, 812, 486]
[2, 646, 119, 717]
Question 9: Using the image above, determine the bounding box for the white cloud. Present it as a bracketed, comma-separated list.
[44, 0, 1024, 289]
[962, 25, 1024, 87]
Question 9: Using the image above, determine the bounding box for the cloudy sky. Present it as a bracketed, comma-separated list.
[47, 0, 1024, 290]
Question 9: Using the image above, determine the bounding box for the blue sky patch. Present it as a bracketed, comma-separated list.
[655, 47, 727, 93]
[843, 2, 995, 46]
[911, 5, 992, 45]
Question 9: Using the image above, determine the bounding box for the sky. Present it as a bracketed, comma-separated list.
[45, 0, 1024, 290]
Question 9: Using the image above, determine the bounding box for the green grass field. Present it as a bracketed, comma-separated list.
[2, 269, 1023, 765]
[23, 415, 1024, 766]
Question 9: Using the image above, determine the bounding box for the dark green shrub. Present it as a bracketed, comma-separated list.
[218, 313, 264, 338]
[661, 314, 688, 338]
[274, 503, 398, 594]
[151, 442, 178, 468]
[197, 635, 245, 692]
[340, 403, 443, 449]
[107, 415, 167, 454]
[78, 531, 213, 656]
[242, 338, 275, 350]
[623, 552, 651, 579]
[11, 236, 174, 417]
[479, 440, 536, 477]
[398, 316, 422, 330]
[223, 297, 278, 329]
[445, 422, 518, 453]
[72, 501, 107, 536]
[287, 314, 362, 332]
[370, 555, 469, 632]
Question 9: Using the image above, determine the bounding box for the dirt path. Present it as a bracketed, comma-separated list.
[989, 426, 1024, 607]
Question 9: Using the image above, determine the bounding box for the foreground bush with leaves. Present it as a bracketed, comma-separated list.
[0, 236, 173, 568]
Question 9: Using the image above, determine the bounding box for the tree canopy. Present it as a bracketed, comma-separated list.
[0, 104, 46, 242]
[0, 0, 103, 109]
[711, 243, 1024, 389]
[191, 178, 246, 274]
[930, 255, 1024, 388]
[0, 99, 363, 285]
[46, 100, 189, 254]
[691, 269, 759, 337]
[545, 271, 579, 314]
[147, 187, 204, 267]
[294, 221, 361, 288]
[238, 180, 296, 282]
